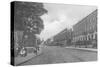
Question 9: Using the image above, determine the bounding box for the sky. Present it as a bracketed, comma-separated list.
[39, 3, 97, 41]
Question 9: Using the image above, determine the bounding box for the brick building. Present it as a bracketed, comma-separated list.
[47, 28, 73, 46]
[72, 9, 97, 48]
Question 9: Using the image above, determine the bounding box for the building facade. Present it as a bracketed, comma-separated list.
[72, 9, 97, 48]
[48, 28, 73, 47]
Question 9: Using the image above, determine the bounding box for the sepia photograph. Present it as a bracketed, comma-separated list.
[11, 1, 97, 66]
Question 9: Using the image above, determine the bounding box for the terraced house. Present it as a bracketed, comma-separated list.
[72, 9, 97, 48]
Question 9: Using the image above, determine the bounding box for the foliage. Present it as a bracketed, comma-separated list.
[13, 1, 47, 47]
[14, 1, 47, 34]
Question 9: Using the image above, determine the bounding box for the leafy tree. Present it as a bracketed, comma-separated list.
[14, 1, 47, 32]
[14, 1, 47, 47]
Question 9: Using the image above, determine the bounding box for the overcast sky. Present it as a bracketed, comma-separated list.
[39, 3, 97, 41]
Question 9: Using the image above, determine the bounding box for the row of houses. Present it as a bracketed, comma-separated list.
[46, 28, 73, 46]
[72, 32, 97, 42]
[47, 9, 97, 49]
[72, 9, 97, 48]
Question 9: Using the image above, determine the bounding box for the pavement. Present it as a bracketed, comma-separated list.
[18, 46, 97, 66]
[65, 47, 97, 52]
[14, 53, 36, 65]
[15, 47, 42, 66]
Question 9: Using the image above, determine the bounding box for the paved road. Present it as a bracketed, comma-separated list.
[19, 46, 97, 66]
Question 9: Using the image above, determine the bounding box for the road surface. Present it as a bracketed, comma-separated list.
[19, 46, 97, 66]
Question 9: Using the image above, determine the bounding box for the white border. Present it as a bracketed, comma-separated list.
[0, 0, 99, 67]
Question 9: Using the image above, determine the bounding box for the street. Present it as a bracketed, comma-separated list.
[19, 46, 97, 66]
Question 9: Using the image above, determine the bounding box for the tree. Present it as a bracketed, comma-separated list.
[14, 1, 47, 47]
[14, 1, 47, 31]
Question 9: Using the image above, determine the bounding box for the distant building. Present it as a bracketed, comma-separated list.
[49, 28, 73, 46]
[14, 31, 24, 48]
[72, 9, 97, 48]
[14, 30, 37, 47]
